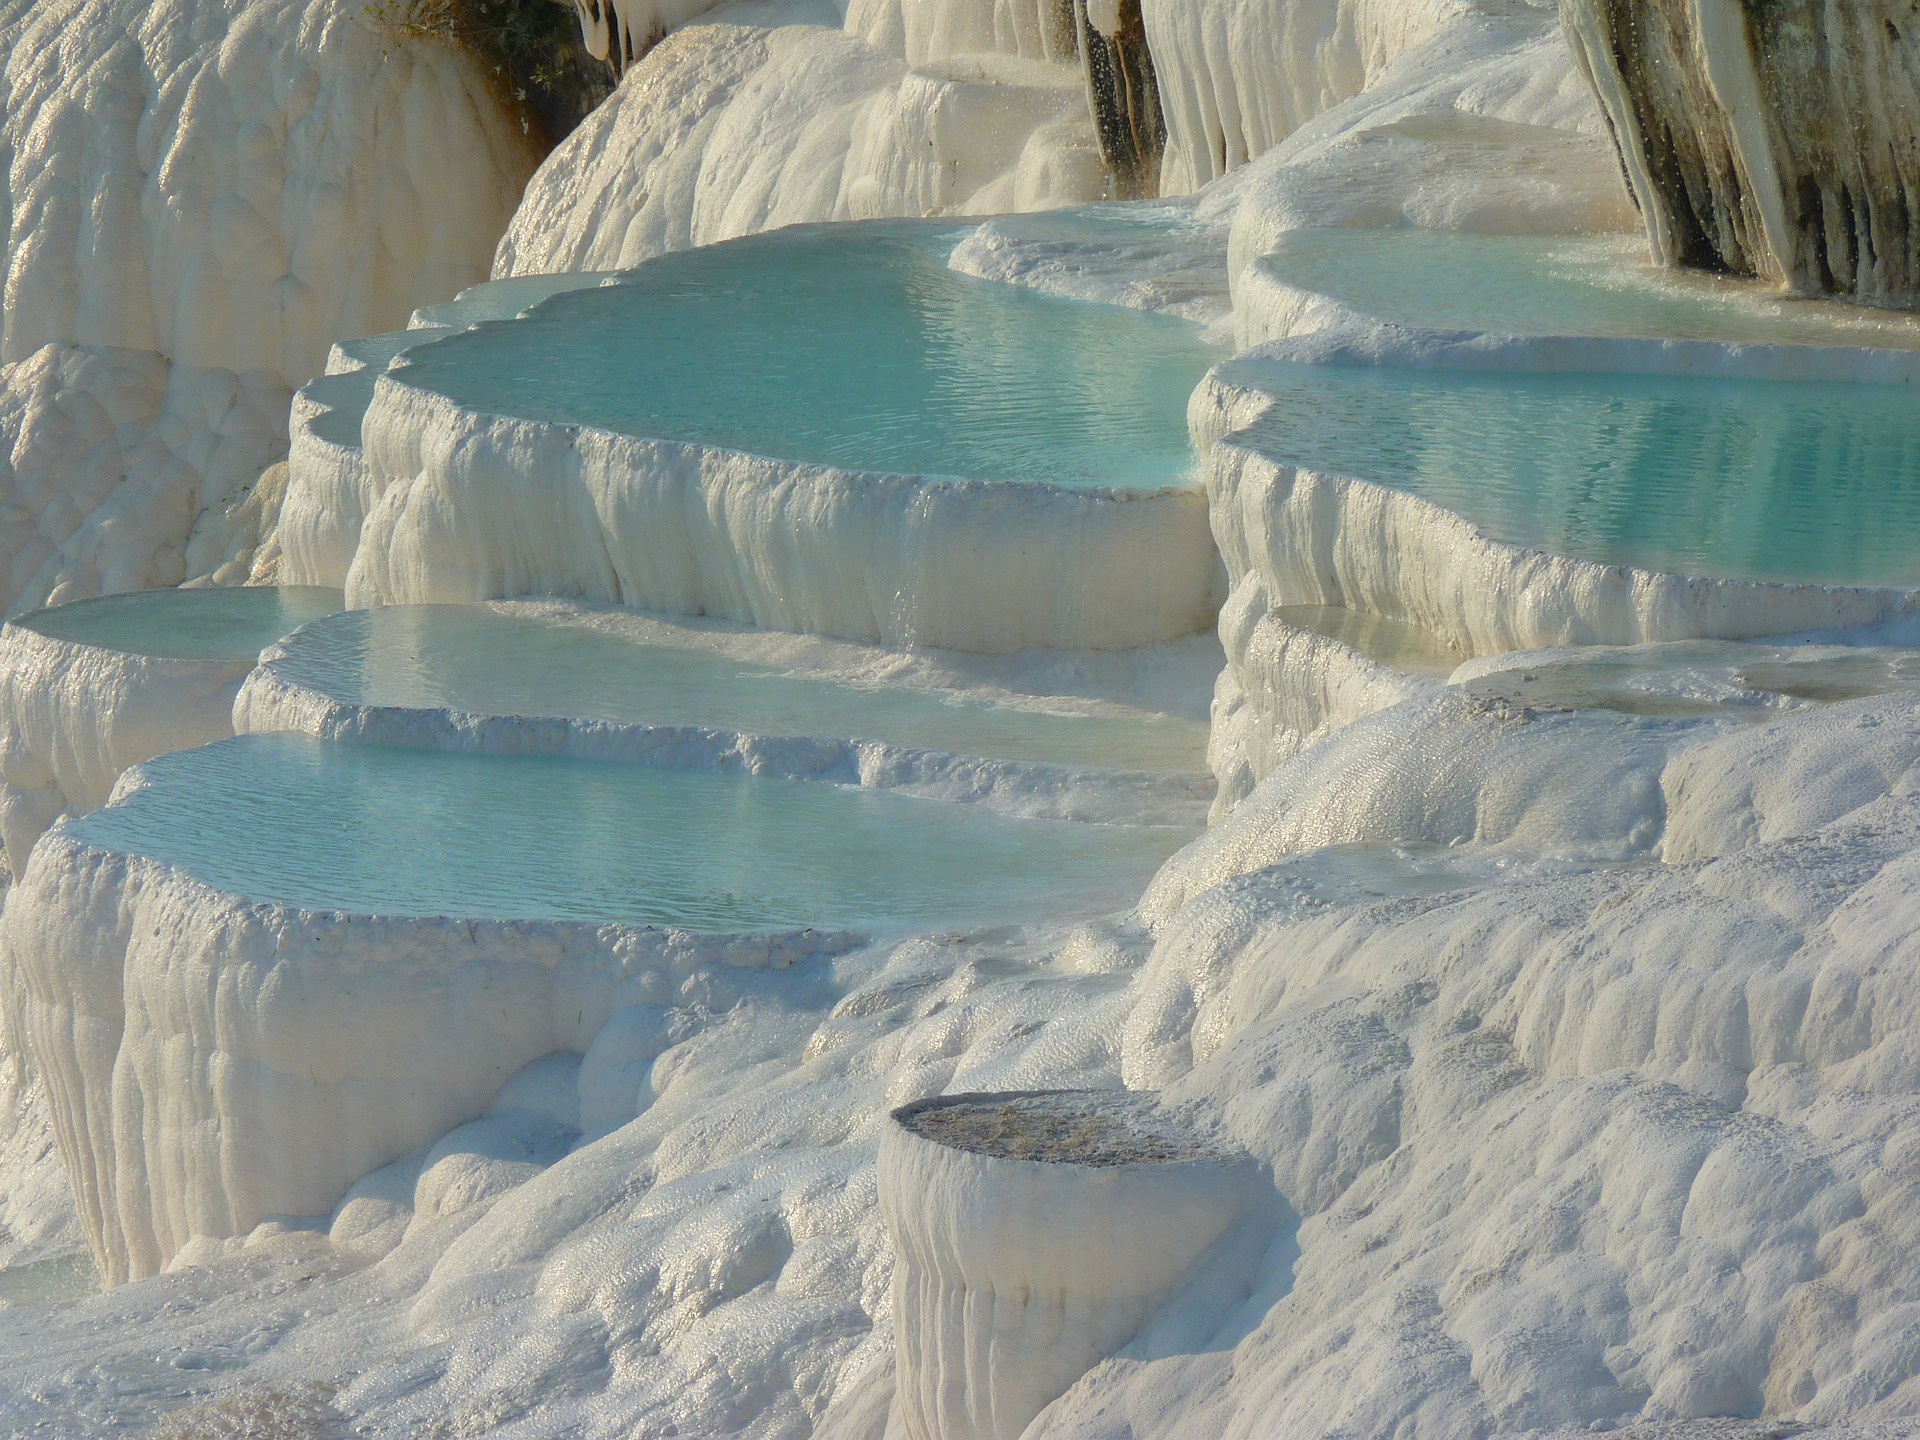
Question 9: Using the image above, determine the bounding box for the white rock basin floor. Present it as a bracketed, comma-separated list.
[388, 220, 1218, 491]
[11, 586, 344, 662]
[256, 604, 1211, 773]
[76, 734, 1195, 931]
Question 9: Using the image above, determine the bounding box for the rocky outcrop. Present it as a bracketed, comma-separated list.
[1562, 0, 1920, 308]
[880, 1091, 1263, 1440]
[1077, 0, 1165, 197]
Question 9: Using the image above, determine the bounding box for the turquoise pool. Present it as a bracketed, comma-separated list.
[74, 734, 1194, 931]
[14, 587, 344, 662]
[1235, 357, 1920, 586]
[1257, 229, 1920, 348]
[303, 273, 616, 450]
[269, 606, 1210, 772]
[393, 221, 1218, 491]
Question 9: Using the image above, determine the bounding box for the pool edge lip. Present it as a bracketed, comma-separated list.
[1240, 243, 1920, 373]
[320, 382, 1219, 653]
[233, 633, 1216, 828]
[1194, 340, 1920, 605]
[37, 818, 884, 948]
[6, 586, 346, 666]
[373, 213, 1212, 504]
[372, 364, 1209, 505]
[77, 736, 1200, 933]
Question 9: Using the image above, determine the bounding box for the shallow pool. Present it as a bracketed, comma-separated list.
[1257, 229, 1920, 348]
[1237, 358, 1920, 586]
[269, 606, 1209, 772]
[393, 221, 1217, 491]
[74, 734, 1194, 931]
[14, 588, 344, 662]
[304, 273, 617, 450]
[1460, 640, 1920, 720]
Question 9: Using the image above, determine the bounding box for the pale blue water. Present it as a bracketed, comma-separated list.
[394, 221, 1217, 490]
[14, 588, 344, 662]
[1233, 357, 1920, 586]
[408, 271, 617, 331]
[73, 735, 1194, 931]
[1257, 229, 1920, 348]
[271, 606, 1209, 772]
[305, 274, 616, 450]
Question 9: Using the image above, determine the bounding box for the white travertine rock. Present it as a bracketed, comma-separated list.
[0, 828, 855, 1284]
[287, 379, 1216, 654]
[1207, 596, 1443, 816]
[848, 0, 1076, 69]
[1212, 2, 1636, 337]
[0, 0, 536, 384]
[1143, 685, 1682, 921]
[0, 625, 248, 875]
[1662, 692, 1920, 866]
[566, 0, 747, 70]
[234, 658, 1214, 828]
[0, 0, 536, 614]
[1145, 0, 1477, 194]
[880, 1089, 1262, 1440]
[492, 19, 1106, 278]
[0, 347, 293, 612]
[1195, 336, 1920, 667]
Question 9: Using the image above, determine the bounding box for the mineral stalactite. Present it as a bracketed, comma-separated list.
[1562, 0, 1920, 308]
[1078, 0, 1166, 198]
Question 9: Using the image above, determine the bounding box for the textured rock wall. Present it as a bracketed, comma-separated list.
[1143, 0, 1477, 193]
[0, 0, 538, 611]
[0, 827, 851, 1284]
[1078, 0, 1165, 197]
[1562, 0, 1920, 307]
[284, 377, 1218, 653]
[0, 625, 249, 874]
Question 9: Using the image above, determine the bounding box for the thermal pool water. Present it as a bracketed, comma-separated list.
[78, 734, 1194, 931]
[1233, 358, 1920, 586]
[261, 605, 1210, 772]
[389, 221, 1217, 491]
[12, 587, 343, 662]
[1255, 229, 1920, 348]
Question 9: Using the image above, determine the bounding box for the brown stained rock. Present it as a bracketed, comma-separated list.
[1562, 0, 1920, 309]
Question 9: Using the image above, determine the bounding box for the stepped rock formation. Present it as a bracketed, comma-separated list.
[1562, 0, 1920, 307]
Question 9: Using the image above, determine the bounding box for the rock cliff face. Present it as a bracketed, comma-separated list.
[1077, 0, 1165, 198]
[1562, 0, 1920, 308]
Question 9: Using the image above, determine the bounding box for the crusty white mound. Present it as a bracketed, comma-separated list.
[0, 0, 536, 613]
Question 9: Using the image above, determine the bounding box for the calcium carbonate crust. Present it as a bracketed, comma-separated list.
[279, 377, 1219, 654]
[881, 1089, 1264, 1439]
[233, 658, 1214, 827]
[0, 0, 537, 614]
[0, 623, 250, 875]
[1196, 336, 1920, 664]
[0, 825, 859, 1285]
[491, 14, 1107, 281]
[1207, 593, 1438, 815]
